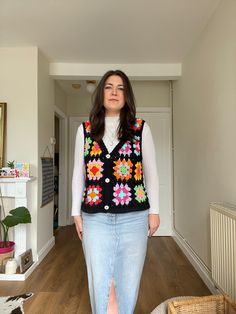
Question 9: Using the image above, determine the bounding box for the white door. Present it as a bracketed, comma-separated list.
[137, 108, 172, 236]
[69, 110, 172, 236]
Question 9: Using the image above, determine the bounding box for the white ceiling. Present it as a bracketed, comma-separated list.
[0, 0, 221, 64]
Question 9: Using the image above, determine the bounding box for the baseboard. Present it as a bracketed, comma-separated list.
[173, 229, 218, 294]
[37, 236, 55, 264]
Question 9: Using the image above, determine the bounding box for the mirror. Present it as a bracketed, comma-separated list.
[0, 103, 7, 168]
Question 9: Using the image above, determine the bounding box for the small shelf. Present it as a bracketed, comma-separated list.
[0, 177, 34, 183]
[0, 261, 37, 281]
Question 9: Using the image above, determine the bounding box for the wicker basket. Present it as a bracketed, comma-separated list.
[168, 294, 236, 314]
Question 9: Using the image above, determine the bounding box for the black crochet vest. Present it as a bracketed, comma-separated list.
[81, 118, 150, 214]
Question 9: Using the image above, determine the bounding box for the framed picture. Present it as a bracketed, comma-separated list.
[19, 249, 33, 273]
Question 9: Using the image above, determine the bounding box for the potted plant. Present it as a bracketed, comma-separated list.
[0, 206, 31, 271]
[7, 160, 15, 169]
[0, 206, 31, 247]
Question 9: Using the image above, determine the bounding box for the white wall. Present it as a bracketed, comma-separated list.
[55, 82, 67, 114]
[133, 81, 170, 107]
[173, 0, 236, 268]
[0, 46, 55, 261]
[67, 92, 92, 116]
[0, 47, 38, 257]
[0, 47, 38, 171]
[67, 80, 170, 116]
[37, 50, 55, 254]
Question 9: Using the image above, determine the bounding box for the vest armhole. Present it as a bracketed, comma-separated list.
[140, 119, 145, 158]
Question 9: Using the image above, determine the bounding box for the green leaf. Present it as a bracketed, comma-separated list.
[7, 160, 15, 169]
[2, 206, 31, 227]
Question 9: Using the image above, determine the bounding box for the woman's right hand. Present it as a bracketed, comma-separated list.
[74, 215, 83, 241]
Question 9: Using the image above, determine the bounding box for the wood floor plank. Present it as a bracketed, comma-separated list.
[0, 226, 210, 313]
[24, 292, 64, 313]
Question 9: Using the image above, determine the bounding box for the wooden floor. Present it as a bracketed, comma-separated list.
[0, 226, 210, 313]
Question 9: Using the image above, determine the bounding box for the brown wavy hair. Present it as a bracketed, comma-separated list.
[89, 70, 136, 142]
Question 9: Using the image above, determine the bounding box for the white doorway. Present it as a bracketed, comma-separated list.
[68, 109, 172, 235]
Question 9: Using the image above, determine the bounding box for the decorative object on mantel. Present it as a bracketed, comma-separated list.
[0, 159, 15, 177]
[7, 160, 15, 169]
[14, 162, 30, 178]
[0, 293, 33, 314]
[41, 145, 54, 207]
[0, 186, 31, 273]
[0, 165, 16, 178]
[0, 160, 30, 178]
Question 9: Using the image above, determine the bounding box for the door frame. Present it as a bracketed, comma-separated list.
[54, 106, 68, 226]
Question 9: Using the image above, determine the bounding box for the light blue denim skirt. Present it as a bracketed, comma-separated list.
[82, 209, 149, 314]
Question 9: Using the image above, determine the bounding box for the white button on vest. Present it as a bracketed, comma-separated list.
[104, 205, 109, 210]
[105, 178, 110, 183]
[106, 154, 111, 159]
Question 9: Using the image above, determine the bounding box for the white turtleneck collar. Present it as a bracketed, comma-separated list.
[105, 115, 120, 122]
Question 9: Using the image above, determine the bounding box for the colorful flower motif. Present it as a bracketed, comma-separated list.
[85, 120, 91, 133]
[85, 185, 102, 205]
[90, 141, 102, 156]
[87, 159, 104, 180]
[133, 118, 142, 131]
[15, 169, 20, 178]
[133, 136, 140, 156]
[113, 183, 132, 206]
[134, 184, 147, 203]
[113, 159, 133, 181]
[119, 141, 132, 156]
[134, 162, 142, 181]
[84, 137, 92, 156]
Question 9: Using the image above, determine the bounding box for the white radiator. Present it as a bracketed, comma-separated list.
[210, 202, 236, 302]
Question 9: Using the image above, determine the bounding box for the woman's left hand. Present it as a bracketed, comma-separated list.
[148, 214, 160, 237]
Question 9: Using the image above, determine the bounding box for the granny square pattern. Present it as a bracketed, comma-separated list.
[81, 118, 150, 213]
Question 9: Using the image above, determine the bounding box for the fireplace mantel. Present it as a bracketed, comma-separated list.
[0, 177, 35, 280]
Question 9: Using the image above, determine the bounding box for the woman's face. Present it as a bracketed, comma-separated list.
[103, 75, 125, 116]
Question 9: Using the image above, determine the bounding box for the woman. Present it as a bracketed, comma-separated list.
[72, 70, 160, 314]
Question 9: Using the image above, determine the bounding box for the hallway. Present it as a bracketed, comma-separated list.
[0, 226, 210, 313]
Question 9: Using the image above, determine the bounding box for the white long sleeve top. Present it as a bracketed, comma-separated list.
[71, 116, 160, 216]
